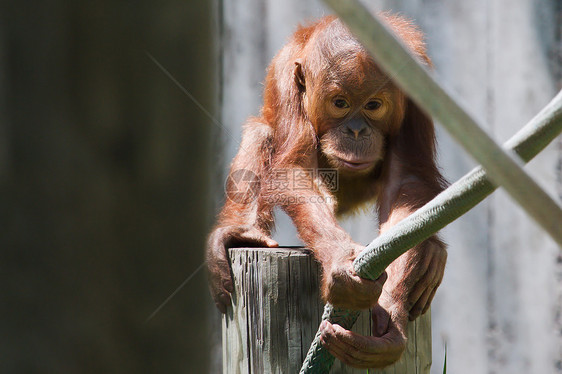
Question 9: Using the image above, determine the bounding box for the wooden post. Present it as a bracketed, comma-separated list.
[223, 247, 432, 374]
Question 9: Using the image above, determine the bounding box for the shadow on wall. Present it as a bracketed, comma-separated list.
[0, 1, 216, 372]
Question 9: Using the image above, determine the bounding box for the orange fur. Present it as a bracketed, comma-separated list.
[208, 14, 448, 334]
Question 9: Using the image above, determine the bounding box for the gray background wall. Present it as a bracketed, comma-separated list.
[218, 0, 562, 373]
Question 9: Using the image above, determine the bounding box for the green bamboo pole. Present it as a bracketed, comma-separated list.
[322, 0, 562, 246]
[299, 86, 562, 372]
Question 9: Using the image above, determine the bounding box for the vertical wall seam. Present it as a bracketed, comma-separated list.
[553, 3, 562, 372]
[484, 1, 498, 373]
[550, 1, 562, 372]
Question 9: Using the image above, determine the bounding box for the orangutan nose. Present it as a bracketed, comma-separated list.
[345, 119, 368, 139]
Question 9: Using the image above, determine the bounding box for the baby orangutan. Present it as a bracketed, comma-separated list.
[207, 14, 447, 369]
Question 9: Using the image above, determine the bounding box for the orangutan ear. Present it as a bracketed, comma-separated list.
[294, 61, 306, 91]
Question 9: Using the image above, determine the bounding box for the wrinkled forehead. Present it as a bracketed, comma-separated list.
[306, 20, 392, 92]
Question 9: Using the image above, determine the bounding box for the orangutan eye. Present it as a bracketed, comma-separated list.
[364, 100, 382, 111]
[333, 98, 350, 109]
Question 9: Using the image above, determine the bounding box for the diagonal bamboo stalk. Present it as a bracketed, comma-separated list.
[299, 1, 562, 371]
[323, 0, 562, 246]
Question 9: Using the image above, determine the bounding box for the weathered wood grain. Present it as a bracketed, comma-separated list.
[223, 247, 431, 373]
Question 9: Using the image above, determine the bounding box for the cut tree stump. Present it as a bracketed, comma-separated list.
[222, 247, 431, 373]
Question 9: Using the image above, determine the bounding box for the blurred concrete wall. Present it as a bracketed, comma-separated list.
[0, 1, 216, 372]
[218, 0, 562, 372]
